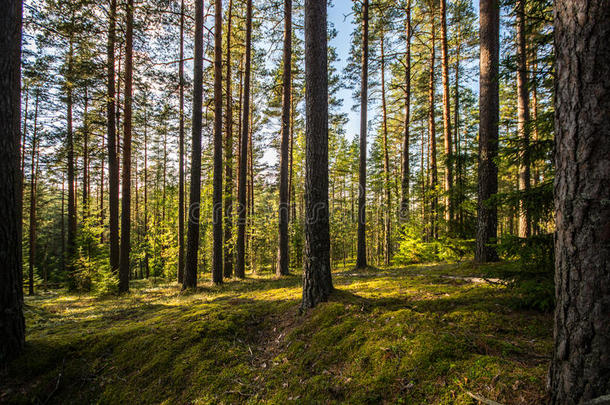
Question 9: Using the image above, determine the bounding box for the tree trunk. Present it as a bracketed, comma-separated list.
[475, 0, 499, 263]
[236, 0, 252, 279]
[550, 1, 610, 403]
[0, 0, 25, 364]
[224, 0, 234, 278]
[100, 119, 105, 243]
[143, 106, 149, 278]
[66, 39, 77, 284]
[356, 0, 368, 269]
[277, 0, 292, 276]
[184, 0, 205, 289]
[119, 0, 134, 293]
[400, 0, 411, 223]
[380, 32, 391, 266]
[107, 0, 120, 274]
[211, 0, 225, 284]
[21, 86, 28, 177]
[177, 0, 185, 284]
[516, 0, 530, 238]
[82, 87, 89, 219]
[301, 0, 332, 309]
[440, 0, 452, 232]
[428, 17, 437, 240]
[454, 31, 463, 235]
[28, 91, 39, 296]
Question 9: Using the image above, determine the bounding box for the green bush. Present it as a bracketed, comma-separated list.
[394, 223, 474, 265]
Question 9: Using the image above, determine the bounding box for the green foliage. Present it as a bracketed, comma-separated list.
[492, 234, 555, 312]
[394, 223, 475, 265]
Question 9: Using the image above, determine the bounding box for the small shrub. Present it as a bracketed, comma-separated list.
[394, 222, 474, 265]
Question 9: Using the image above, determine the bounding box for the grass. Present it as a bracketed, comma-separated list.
[0, 263, 552, 404]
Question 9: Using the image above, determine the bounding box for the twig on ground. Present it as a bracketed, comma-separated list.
[43, 357, 65, 405]
[465, 390, 504, 405]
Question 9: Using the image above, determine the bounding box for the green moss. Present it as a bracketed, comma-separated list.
[1, 263, 551, 404]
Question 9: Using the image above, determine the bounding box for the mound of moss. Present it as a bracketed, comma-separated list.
[1, 263, 551, 404]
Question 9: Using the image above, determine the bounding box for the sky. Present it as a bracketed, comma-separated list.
[328, 0, 360, 141]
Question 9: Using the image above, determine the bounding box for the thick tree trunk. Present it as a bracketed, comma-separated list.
[119, 0, 134, 293]
[440, 0, 452, 231]
[211, 0, 224, 284]
[301, 0, 332, 310]
[277, 0, 292, 277]
[224, 0, 234, 278]
[356, 0, 368, 269]
[178, 0, 185, 283]
[0, 0, 25, 364]
[550, 1, 610, 403]
[236, 0, 252, 279]
[475, 0, 499, 263]
[400, 0, 411, 223]
[184, 0, 205, 289]
[380, 32, 391, 266]
[516, 0, 530, 238]
[28, 91, 39, 296]
[428, 19, 437, 240]
[107, 0, 120, 274]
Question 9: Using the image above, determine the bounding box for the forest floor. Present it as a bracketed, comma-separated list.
[1, 262, 552, 404]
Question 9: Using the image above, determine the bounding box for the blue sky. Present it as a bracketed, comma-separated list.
[328, 0, 360, 140]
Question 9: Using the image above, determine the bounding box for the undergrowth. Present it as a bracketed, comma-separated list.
[1, 263, 552, 404]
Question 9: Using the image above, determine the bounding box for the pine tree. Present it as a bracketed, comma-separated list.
[0, 0, 25, 365]
[277, 0, 292, 276]
[475, 0, 500, 262]
[302, 0, 332, 309]
[550, 1, 610, 402]
[356, 0, 369, 270]
[235, 0, 253, 280]
[184, 0, 204, 289]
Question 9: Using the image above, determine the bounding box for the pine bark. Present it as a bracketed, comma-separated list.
[440, 0, 452, 231]
[516, 0, 530, 238]
[212, 0, 224, 284]
[235, 0, 252, 279]
[356, 0, 368, 269]
[107, 0, 120, 274]
[475, 0, 500, 263]
[301, 0, 332, 310]
[119, 0, 134, 293]
[0, 0, 25, 364]
[277, 0, 292, 276]
[224, 0, 234, 278]
[184, 0, 204, 289]
[178, 0, 185, 283]
[550, 1, 610, 403]
[400, 0, 411, 223]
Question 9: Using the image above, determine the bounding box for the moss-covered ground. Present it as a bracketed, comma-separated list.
[1, 263, 552, 404]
